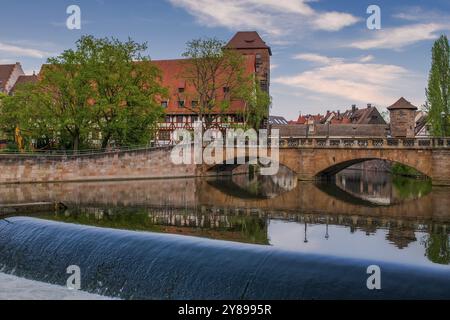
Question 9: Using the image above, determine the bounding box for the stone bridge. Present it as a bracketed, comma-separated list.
[0, 137, 449, 185]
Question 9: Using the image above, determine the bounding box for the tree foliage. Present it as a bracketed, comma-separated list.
[0, 35, 166, 151]
[181, 37, 270, 129]
[426, 35, 450, 136]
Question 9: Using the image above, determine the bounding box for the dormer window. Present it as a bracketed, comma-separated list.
[161, 101, 168, 108]
[178, 87, 185, 93]
[178, 100, 185, 108]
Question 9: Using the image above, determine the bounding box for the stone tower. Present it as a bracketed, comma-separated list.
[226, 31, 272, 94]
[388, 97, 418, 138]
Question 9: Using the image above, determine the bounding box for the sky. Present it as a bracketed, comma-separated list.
[1, 0, 449, 121]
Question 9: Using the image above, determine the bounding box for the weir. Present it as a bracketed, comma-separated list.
[0, 217, 450, 300]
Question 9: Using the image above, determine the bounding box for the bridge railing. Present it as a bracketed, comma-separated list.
[0, 144, 172, 157]
[276, 137, 450, 149]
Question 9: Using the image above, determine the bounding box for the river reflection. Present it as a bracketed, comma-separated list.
[1, 166, 449, 267]
[335, 168, 432, 205]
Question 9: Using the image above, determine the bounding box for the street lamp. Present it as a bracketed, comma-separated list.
[304, 222, 308, 244]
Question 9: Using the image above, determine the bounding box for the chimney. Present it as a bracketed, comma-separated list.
[352, 104, 356, 113]
[367, 103, 372, 108]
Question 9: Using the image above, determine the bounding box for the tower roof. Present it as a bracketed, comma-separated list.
[387, 97, 418, 111]
[226, 31, 272, 55]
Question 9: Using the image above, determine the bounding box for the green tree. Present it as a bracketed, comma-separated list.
[426, 35, 450, 136]
[181, 37, 269, 129]
[0, 35, 166, 152]
[74, 36, 166, 147]
[237, 78, 271, 130]
[423, 232, 450, 265]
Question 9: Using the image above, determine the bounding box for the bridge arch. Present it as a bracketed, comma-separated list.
[314, 156, 430, 179]
[204, 148, 296, 176]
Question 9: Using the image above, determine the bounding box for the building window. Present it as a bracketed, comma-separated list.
[192, 116, 199, 123]
[191, 100, 198, 107]
[159, 131, 171, 141]
[161, 101, 168, 108]
[178, 87, 185, 93]
[176, 115, 183, 123]
[223, 87, 230, 99]
[260, 80, 268, 92]
[178, 100, 185, 108]
[165, 116, 171, 123]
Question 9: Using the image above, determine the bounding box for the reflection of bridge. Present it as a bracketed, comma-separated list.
[0, 178, 449, 223]
[0, 137, 449, 185]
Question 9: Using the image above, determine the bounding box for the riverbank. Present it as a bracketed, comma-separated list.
[0, 273, 113, 300]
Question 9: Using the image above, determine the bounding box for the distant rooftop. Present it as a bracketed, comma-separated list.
[388, 97, 418, 110]
[226, 31, 272, 56]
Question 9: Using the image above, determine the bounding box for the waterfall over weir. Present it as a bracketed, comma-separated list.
[1, 217, 450, 300]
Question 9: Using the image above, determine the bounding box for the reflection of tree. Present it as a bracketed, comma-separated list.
[422, 233, 450, 265]
[38, 207, 269, 245]
[228, 216, 269, 245]
[392, 176, 432, 200]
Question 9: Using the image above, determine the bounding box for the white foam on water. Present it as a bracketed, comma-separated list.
[0, 273, 114, 300]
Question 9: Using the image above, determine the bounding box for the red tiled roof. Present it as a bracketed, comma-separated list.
[10, 74, 38, 93]
[388, 97, 417, 110]
[226, 31, 272, 55]
[0, 64, 16, 91]
[152, 55, 256, 115]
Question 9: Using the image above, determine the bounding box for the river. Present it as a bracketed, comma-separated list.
[0, 165, 449, 299]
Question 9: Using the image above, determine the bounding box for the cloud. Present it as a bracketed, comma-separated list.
[311, 12, 361, 32]
[293, 53, 343, 65]
[392, 6, 450, 23]
[273, 53, 416, 106]
[0, 42, 49, 58]
[168, 0, 359, 37]
[348, 23, 448, 50]
[359, 55, 374, 63]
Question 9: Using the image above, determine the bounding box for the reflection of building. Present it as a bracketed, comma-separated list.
[386, 228, 417, 249]
[55, 207, 269, 245]
[336, 169, 393, 205]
